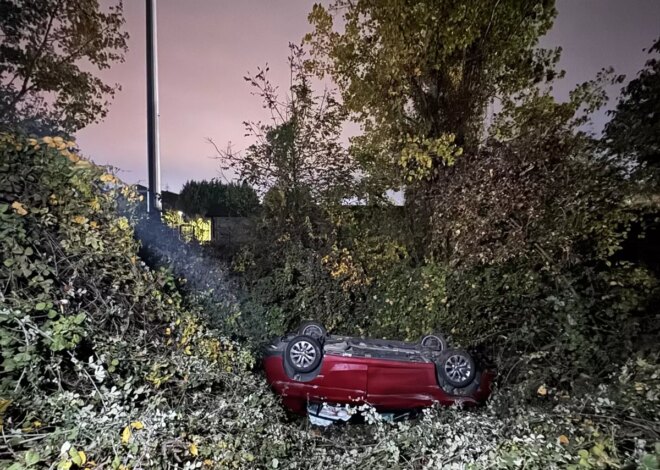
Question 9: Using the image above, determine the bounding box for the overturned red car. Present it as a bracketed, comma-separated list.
[263, 321, 495, 416]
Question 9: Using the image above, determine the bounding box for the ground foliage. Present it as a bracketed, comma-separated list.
[2, 135, 660, 469]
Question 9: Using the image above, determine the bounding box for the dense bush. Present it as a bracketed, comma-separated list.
[231, 136, 659, 385]
[177, 179, 260, 218]
[1, 134, 659, 468]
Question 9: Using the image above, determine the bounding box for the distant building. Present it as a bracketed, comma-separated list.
[134, 184, 179, 211]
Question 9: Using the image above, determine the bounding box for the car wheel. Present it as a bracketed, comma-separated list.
[438, 349, 476, 388]
[285, 335, 323, 373]
[420, 333, 447, 351]
[297, 321, 327, 341]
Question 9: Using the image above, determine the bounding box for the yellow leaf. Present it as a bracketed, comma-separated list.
[121, 425, 132, 444]
[189, 443, 198, 456]
[11, 201, 28, 216]
[74, 160, 92, 169]
[0, 399, 10, 414]
[537, 384, 548, 396]
[72, 215, 88, 225]
[78, 450, 87, 465]
[90, 221, 99, 229]
[165, 327, 171, 336]
[67, 152, 81, 163]
[41, 136, 53, 144]
[99, 174, 117, 183]
[558, 435, 569, 445]
[130, 421, 144, 430]
[203, 459, 213, 467]
[0, 399, 11, 427]
[53, 136, 64, 144]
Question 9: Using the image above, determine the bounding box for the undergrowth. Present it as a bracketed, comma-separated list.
[1, 134, 659, 469]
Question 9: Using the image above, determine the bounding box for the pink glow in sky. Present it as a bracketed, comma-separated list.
[75, 0, 660, 192]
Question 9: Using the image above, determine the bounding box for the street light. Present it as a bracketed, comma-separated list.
[146, 0, 161, 215]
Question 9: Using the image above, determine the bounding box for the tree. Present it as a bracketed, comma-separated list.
[177, 179, 260, 218]
[604, 37, 660, 174]
[213, 44, 356, 210]
[0, 0, 128, 134]
[306, 0, 560, 175]
[304, 0, 565, 257]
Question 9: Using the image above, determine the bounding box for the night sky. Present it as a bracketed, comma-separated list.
[75, 0, 660, 192]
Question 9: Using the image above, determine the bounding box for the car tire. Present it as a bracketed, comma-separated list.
[420, 333, 447, 352]
[285, 335, 323, 374]
[297, 321, 327, 341]
[437, 349, 476, 388]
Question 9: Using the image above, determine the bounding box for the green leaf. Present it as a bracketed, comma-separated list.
[56, 460, 72, 470]
[25, 450, 40, 466]
[69, 447, 81, 465]
[35, 302, 47, 311]
[640, 454, 659, 470]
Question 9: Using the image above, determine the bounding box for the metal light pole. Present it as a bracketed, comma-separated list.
[146, 0, 161, 214]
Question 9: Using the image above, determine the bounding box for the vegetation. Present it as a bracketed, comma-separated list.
[2, 134, 659, 469]
[177, 179, 260, 218]
[1, 0, 659, 468]
[214, 4, 660, 466]
[227, 2, 659, 383]
[604, 36, 660, 177]
[305, 0, 563, 244]
[0, 0, 128, 134]
[214, 44, 356, 205]
[162, 209, 212, 243]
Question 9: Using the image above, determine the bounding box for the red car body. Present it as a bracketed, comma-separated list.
[263, 334, 495, 415]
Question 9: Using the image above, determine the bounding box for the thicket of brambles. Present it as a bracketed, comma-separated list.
[2, 133, 659, 470]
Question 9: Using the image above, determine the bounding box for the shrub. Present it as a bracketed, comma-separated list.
[2, 133, 658, 469]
